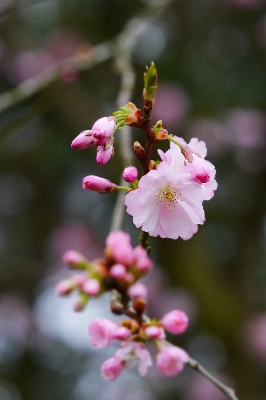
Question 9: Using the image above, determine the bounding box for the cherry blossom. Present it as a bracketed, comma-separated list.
[160, 310, 189, 334]
[124, 161, 205, 240]
[89, 318, 130, 349]
[156, 345, 189, 376]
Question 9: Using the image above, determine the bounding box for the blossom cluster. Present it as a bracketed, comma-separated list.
[56, 230, 152, 311]
[57, 63, 219, 385]
[56, 229, 190, 380]
[73, 112, 217, 240]
[89, 312, 189, 381]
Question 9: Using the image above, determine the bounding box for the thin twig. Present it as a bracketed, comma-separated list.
[0, 41, 114, 115]
[0, 0, 170, 116]
[188, 357, 239, 400]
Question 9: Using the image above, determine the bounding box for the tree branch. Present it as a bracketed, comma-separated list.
[188, 357, 239, 400]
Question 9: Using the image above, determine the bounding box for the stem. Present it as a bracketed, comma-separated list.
[188, 358, 239, 400]
[116, 186, 131, 191]
[167, 134, 182, 147]
[141, 101, 153, 174]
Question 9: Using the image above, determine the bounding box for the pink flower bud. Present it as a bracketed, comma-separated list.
[71, 130, 94, 149]
[160, 310, 189, 334]
[124, 272, 134, 284]
[56, 279, 75, 295]
[71, 273, 89, 287]
[101, 357, 125, 381]
[133, 245, 152, 273]
[145, 326, 165, 340]
[156, 345, 189, 376]
[82, 278, 101, 296]
[89, 318, 121, 348]
[109, 264, 127, 279]
[62, 250, 87, 268]
[127, 282, 147, 300]
[92, 117, 115, 146]
[122, 166, 138, 183]
[82, 175, 117, 193]
[113, 326, 131, 340]
[96, 143, 114, 165]
[106, 230, 134, 266]
[189, 154, 210, 184]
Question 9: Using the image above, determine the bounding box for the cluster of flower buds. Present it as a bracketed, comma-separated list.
[56, 230, 152, 311]
[71, 117, 116, 164]
[71, 101, 146, 165]
[89, 308, 189, 381]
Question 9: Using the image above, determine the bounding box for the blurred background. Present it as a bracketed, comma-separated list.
[0, 0, 266, 399]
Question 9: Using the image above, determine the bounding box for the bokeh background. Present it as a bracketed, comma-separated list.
[0, 0, 266, 399]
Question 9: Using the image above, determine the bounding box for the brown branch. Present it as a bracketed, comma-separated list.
[188, 357, 239, 400]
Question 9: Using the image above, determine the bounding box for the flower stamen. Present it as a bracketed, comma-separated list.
[156, 185, 179, 209]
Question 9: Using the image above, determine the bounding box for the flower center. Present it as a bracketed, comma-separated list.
[156, 185, 179, 210]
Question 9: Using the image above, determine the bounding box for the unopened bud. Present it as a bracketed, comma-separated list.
[82, 278, 101, 296]
[180, 145, 194, 162]
[133, 297, 147, 315]
[128, 282, 148, 299]
[134, 141, 146, 163]
[73, 296, 88, 312]
[110, 264, 127, 280]
[144, 325, 165, 340]
[92, 117, 115, 146]
[56, 279, 75, 296]
[63, 250, 88, 269]
[150, 120, 168, 143]
[71, 130, 94, 149]
[96, 138, 114, 165]
[82, 175, 117, 193]
[143, 62, 158, 105]
[121, 319, 139, 333]
[122, 166, 138, 183]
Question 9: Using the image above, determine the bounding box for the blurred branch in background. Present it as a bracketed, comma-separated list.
[0, 0, 170, 115]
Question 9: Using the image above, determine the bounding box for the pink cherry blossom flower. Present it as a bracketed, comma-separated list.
[82, 175, 117, 193]
[92, 117, 116, 146]
[71, 130, 94, 149]
[89, 318, 130, 348]
[122, 166, 138, 183]
[101, 357, 125, 381]
[115, 342, 153, 377]
[89, 319, 119, 348]
[160, 310, 189, 334]
[127, 282, 148, 300]
[156, 345, 189, 376]
[106, 231, 134, 266]
[124, 161, 205, 240]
